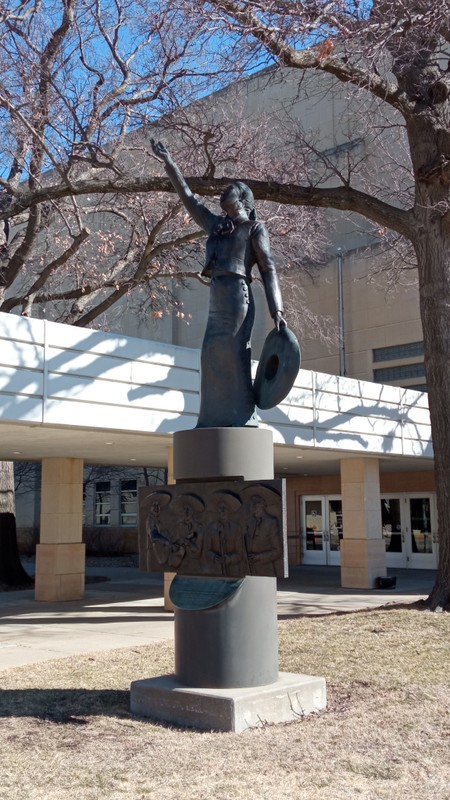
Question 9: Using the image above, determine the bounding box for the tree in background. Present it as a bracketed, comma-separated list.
[6, 1, 448, 609]
[165, 0, 450, 610]
[0, 0, 328, 585]
[0, 0, 213, 324]
[0, 0, 207, 585]
[0, 0, 211, 586]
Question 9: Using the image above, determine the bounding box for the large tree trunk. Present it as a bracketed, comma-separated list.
[0, 460, 33, 588]
[401, 78, 450, 609]
[415, 233, 450, 609]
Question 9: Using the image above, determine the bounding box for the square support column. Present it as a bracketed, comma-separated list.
[138, 446, 176, 610]
[340, 458, 386, 589]
[35, 458, 85, 602]
[163, 445, 176, 612]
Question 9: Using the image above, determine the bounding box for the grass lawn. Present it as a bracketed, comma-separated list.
[1, 607, 449, 800]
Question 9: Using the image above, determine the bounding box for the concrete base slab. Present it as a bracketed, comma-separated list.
[130, 672, 326, 732]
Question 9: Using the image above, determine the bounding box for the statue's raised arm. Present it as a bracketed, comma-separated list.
[151, 139, 215, 234]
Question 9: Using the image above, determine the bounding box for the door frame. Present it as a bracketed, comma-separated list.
[381, 492, 437, 570]
[407, 492, 437, 569]
[301, 495, 342, 567]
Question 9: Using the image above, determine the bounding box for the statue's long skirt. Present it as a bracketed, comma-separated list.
[196, 274, 258, 428]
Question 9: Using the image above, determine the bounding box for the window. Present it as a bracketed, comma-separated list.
[408, 384, 428, 392]
[95, 481, 111, 525]
[373, 341, 424, 363]
[373, 363, 425, 383]
[120, 479, 137, 526]
[83, 482, 87, 524]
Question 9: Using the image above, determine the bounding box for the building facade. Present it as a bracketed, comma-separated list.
[0, 312, 434, 604]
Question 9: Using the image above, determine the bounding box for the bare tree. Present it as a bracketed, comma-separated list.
[0, 1, 328, 585]
[156, 0, 449, 610]
[0, 0, 219, 323]
[0, 0, 213, 584]
[0, 0, 207, 584]
[0, 1, 329, 323]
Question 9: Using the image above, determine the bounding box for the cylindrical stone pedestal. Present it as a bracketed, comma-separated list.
[172, 426, 278, 689]
[174, 427, 274, 482]
[173, 576, 278, 688]
[131, 426, 327, 730]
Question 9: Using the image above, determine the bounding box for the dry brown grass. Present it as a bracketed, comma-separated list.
[1, 608, 450, 800]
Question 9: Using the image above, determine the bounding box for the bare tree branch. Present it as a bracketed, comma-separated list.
[202, 0, 411, 113]
[0, 172, 414, 238]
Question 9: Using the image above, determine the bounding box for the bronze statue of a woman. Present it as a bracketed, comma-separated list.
[151, 140, 290, 429]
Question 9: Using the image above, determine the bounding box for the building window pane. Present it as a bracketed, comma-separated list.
[95, 481, 111, 525]
[381, 498, 402, 552]
[373, 341, 424, 363]
[120, 479, 137, 526]
[408, 384, 428, 392]
[373, 363, 425, 383]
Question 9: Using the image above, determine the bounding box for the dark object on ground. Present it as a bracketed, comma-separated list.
[377, 575, 397, 589]
[0, 512, 33, 588]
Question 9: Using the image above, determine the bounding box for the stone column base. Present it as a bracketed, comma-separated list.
[340, 538, 387, 589]
[35, 543, 85, 601]
[130, 672, 326, 732]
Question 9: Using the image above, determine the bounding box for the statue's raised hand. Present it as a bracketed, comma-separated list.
[151, 139, 170, 163]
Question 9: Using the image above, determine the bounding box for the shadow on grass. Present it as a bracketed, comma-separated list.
[0, 688, 133, 721]
[0, 685, 215, 732]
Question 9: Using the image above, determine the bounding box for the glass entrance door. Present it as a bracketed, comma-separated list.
[408, 495, 437, 569]
[381, 496, 404, 568]
[302, 496, 342, 566]
[381, 494, 437, 569]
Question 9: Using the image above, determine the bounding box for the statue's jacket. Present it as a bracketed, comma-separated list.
[200, 217, 283, 317]
[161, 156, 283, 318]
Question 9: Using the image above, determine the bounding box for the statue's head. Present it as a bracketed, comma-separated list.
[251, 494, 266, 518]
[220, 181, 256, 219]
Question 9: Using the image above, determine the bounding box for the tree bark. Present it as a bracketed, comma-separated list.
[415, 234, 450, 609]
[0, 461, 33, 588]
[409, 114, 450, 609]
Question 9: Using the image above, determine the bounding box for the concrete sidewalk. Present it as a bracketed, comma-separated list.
[0, 565, 434, 671]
